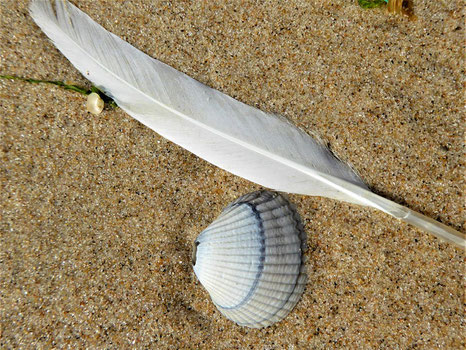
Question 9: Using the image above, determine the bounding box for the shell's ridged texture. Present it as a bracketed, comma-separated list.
[193, 191, 307, 328]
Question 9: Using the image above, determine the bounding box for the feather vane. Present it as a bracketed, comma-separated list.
[30, 0, 464, 248]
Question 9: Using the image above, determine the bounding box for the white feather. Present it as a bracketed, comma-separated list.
[29, 0, 464, 248]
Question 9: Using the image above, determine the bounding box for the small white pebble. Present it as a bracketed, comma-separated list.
[86, 92, 104, 115]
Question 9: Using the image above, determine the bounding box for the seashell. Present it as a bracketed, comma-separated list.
[86, 92, 104, 115]
[193, 190, 307, 328]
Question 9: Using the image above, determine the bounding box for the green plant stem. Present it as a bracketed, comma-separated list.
[0, 74, 117, 108]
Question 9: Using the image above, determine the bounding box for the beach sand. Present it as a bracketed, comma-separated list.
[1, 0, 464, 348]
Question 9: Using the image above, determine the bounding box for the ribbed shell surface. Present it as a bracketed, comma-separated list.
[193, 191, 307, 328]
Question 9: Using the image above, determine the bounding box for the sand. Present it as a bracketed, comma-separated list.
[1, 0, 464, 348]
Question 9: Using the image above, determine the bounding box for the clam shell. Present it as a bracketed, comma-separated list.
[193, 191, 307, 328]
